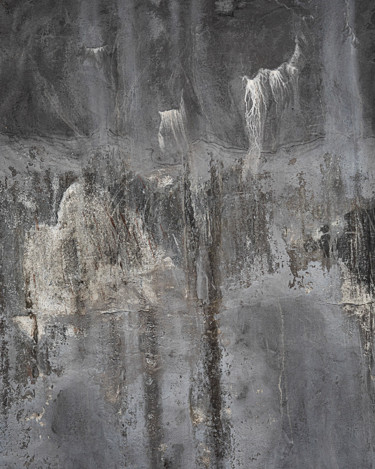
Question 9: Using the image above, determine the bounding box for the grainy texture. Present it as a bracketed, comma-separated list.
[1, 0, 375, 468]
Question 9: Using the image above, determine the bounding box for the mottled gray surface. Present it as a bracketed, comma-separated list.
[1, 0, 375, 468]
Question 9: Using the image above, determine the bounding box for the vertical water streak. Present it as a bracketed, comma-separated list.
[322, 0, 363, 192]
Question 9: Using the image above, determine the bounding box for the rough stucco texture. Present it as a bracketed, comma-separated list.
[1, 0, 375, 468]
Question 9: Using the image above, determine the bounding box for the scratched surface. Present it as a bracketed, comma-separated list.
[1, 1, 375, 468]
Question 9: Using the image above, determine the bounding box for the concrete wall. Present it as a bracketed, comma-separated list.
[1, 1, 375, 467]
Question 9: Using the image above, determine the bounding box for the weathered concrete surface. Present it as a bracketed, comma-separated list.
[1, 0, 375, 467]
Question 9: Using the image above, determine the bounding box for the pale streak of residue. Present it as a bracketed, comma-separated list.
[242, 39, 303, 171]
[158, 97, 188, 153]
[277, 300, 293, 444]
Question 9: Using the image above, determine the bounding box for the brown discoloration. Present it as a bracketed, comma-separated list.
[119, 212, 131, 236]
[24, 274, 33, 311]
[148, 238, 156, 258]
[202, 162, 230, 467]
[182, 159, 199, 300]
[29, 313, 38, 344]
[186, 160, 231, 468]
[108, 213, 118, 232]
[0, 316, 10, 416]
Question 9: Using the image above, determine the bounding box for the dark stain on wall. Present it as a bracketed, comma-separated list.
[337, 205, 375, 296]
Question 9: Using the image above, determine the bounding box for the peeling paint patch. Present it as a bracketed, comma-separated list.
[23, 182, 167, 335]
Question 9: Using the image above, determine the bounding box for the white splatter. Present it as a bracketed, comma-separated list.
[25, 408, 45, 427]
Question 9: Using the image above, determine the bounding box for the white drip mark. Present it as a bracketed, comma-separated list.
[83, 46, 110, 66]
[85, 45, 109, 56]
[158, 97, 188, 154]
[344, 0, 359, 46]
[242, 39, 303, 162]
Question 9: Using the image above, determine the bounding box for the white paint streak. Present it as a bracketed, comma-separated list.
[158, 97, 188, 154]
[242, 40, 303, 163]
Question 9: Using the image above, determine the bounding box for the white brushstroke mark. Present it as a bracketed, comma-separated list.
[158, 97, 188, 154]
[242, 39, 304, 168]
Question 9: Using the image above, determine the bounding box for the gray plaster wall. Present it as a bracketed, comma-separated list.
[0, 0, 375, 468]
